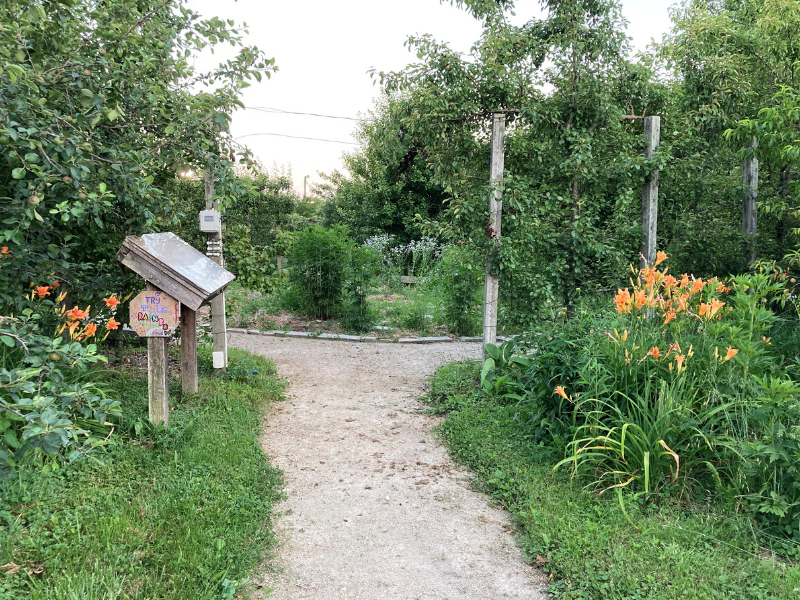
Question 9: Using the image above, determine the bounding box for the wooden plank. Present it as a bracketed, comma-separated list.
[145, 282, 169, 424]
[483, 112, 505, 360]
[640, 116, 660, 269]
[400, 275, 419, 284]
[743, 137, 758, 265]
[181, 304, 198, 395]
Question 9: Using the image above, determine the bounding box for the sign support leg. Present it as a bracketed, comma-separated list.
[146, 282, 169, 424]
[181, 304, 198, 395]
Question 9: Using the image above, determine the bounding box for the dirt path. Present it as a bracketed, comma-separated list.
[231, 333, 548, 600]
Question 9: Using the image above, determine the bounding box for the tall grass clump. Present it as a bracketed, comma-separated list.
[287, 226, 351, 318]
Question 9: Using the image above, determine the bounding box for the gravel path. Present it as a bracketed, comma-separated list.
[231, 333, 548, 600]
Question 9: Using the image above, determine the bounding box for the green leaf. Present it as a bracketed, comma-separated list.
[11, 168, 26, 179]
[3, 429, 20, 450]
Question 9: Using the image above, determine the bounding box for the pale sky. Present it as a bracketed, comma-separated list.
[186, 0, 677, 194]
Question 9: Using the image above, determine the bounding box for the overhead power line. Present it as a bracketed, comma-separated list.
[245, 106, 361, 121]
[235, 131, 357, 145]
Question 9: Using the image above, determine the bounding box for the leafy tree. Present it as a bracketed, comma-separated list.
[317, 96, 448, 244]
[0, 0, 274, 309]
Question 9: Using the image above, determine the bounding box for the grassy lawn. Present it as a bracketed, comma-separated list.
[0, 347, 285, 600]
[426, 361, 800, 600]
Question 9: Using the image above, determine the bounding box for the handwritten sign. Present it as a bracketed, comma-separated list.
[129, 290, 179, 337]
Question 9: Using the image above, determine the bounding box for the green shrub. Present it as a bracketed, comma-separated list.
[287, 226, 351, 318]
[436, 246, 482, 336]
[340, 246, 380, 333]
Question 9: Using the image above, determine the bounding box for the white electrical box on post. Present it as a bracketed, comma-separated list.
[199, 210, 221, 233]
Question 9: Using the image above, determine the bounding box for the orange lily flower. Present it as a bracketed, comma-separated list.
[0, 246, 10, 255]
[35, 286, 50, 298]
[709, 298, 725, 318]
[634, 289, 647, 309]
[84, 322, 97, 338]
[554, 386, 569, 400]
[691, 278, 705, 295]
[65, 306, 89, 321]
[679, 274, 689, 289]
[106, 317, 120, 330]
[103, 295, 120, 309]
[662, 275, 677, 290]
[723, 347, 738, 362]
[663, 309, 677, 325]
[699, 302, 710, 318]
[655, 251, 668, 266]
[621, 330, 628, 342]
[762, 336, 771, 345]
[648, 346, 662, 360]
[614, 288, 632, 313]
[675, 354, 686, 372]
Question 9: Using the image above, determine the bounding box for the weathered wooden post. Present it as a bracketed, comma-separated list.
[743, 137, 759, 265]
[204, 170, 228, 370]
[180, 304, 198, 395]
[482, 112, 505, 360]
[117, 232, 235, 423]
[640, 116, 660, 269]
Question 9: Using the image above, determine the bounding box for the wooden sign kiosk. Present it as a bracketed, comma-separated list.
[116, 232, 235, 424]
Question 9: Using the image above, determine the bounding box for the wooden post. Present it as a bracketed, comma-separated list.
[145, 283, 169, 424]
[205, 170, 228, 370]
[743, 137, 759, 265]
[482, 113, 505, 360]
[181, 304, 198, 395]
[640, 116, 660, 269]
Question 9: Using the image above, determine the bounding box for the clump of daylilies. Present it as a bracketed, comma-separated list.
[555, 251, 740, 400]
[27, 279, 125, 342]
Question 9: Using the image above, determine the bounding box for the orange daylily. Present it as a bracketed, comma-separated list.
[106, 317, 120, 330]
[699, 302, 711, 318]
[614, 288, 632, 313]
[35, 286, 50, 298]
[83, 322, 97, 338]
[103, 295, 120, 309]
[50, 279, 60, 288]
[675, 354, 686, 372]
[663, 309, 677, 325]
[621, 330, 628, 342]
[679, 274, 689, 289]
[67, 320, 80, 337]
[709, 298, 725, 318]
[762, 336, 771, 345]
[662, 275, 677, 290]
[0, 246, 10, 255]
[655, 251, 668, 266]
[634, 289, 647, 309]
[554, 386, 569, 400]
[691, 278, 705, 295]
[647, 346, 662, 360]
[65, 306, 89, 321]
[723, 347, 738, 362]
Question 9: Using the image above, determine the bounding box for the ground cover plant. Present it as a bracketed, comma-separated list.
[0, 346, 285, 599]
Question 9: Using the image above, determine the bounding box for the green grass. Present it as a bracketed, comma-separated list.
[426, 361, 800, 600]
[0, 347, 286, 600]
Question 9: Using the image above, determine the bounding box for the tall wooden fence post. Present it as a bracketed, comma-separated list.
[743, 137, 759, 265]
[640, 116, 660, 269]
[181, 304, 198, 395]
[145, 282, 169, 424]
[205, 170, 228, 370]
[482, 113, 505, 361]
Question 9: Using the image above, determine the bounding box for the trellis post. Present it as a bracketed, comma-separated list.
[640, 116, 660, 269]
[743, 137, 758, 265]
[482, 112, 505, 360]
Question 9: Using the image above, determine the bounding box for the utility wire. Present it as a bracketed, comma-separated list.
[245, 106, 361, 121]
[235, 131, 357, 145]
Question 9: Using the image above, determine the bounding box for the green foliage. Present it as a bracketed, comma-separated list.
[0, 312, 117, 471]
[225, 224, 279, 292]
[425, 360, 800, 599]
[287, 226, 351, 319]
[0, 347, 285, 599]
[435, 246, 482, 336]
[0, 0, 274, 310]
[340, 246, 380, 333]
